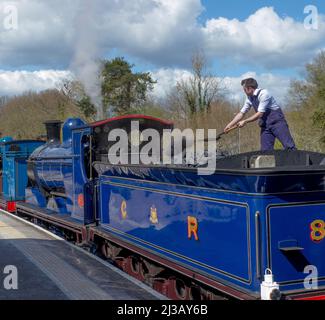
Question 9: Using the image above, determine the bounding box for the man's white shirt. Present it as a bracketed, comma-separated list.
[240, 89, 281, 114]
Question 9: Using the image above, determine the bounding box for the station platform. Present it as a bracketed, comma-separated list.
[0, 210, 164, 300]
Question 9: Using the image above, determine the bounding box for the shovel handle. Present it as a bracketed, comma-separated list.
[201, 125, 239, 142]
[224, 124, 239, 134]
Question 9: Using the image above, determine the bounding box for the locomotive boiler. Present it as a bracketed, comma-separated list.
[26, 118, 87, 219]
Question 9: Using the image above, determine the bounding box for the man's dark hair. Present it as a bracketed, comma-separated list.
[241, 78, 258, 89]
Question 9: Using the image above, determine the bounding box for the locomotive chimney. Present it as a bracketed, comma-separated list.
[44, 120, 62, 144]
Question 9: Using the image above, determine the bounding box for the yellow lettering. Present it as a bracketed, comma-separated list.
[188, 216, 199, 241]
[121, 201, 127, 220]
[311, 220, 325, 242]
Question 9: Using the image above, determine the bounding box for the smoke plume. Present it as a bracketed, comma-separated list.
[70, 0, 104, 120]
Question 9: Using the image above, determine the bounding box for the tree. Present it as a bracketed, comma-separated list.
[101, 57, 156, 115]
[77, 96, 96, 119]
[309, 52, 325, 139]
[60, 79, 97, 120]
[167, 52, 222, 125]
[166, 52, 224, 127]
[289, 51, 325, 144]
[0, 96, 10, 108]
[0, 90, 84, 139]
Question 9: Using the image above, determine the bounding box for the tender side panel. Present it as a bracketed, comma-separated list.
[99, 177, 252, 286]
[267, 202, 325, 290]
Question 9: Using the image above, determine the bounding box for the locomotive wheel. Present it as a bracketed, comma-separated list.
[174, 278, 188, 300]
[101, 241, 122, 260]
[189, 285, 202, 300]
[101, 242, 109, 258]
[127, 256, 146, 282]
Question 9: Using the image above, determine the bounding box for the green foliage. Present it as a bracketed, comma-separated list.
[313, 108, 325, 144]
[288, 51, 325, 148]
[61, 58, 157, 120]
[61, 80, 97, 121]
[77, 96, 97, 119]
[101, 57, 156, 115]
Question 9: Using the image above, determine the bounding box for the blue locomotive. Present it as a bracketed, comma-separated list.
[1, 115, 325, 300]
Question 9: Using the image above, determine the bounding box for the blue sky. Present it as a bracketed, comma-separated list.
[0, 0, 324, 103]
[200, 0, 324, 21]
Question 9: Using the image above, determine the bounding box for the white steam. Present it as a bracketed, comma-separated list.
[70, 0, 104, 120]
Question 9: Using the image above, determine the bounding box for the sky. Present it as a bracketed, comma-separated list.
[0, 0, 324, 106]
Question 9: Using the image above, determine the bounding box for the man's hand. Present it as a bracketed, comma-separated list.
[224, 124, 233, 133]
[224, 112, 245, 133]
[238, 120, 247, 128]
[224, 123, 240, 134]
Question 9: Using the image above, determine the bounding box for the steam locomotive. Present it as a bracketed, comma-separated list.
[1, 115, 325, 301]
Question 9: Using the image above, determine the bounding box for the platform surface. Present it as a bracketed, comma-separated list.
[0, 211, 163, 300]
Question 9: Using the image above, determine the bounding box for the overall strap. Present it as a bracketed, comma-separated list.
[250, 89, 263, 113]
[256, 89, 262, 100]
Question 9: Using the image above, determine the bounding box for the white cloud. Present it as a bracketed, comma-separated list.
[102, 0, 204, 65]
[0, 2, 324, 71]
[0, 1, 75, 68]
[203, 7, 325, 69]
[0, 0, 204, 68]
[151, 68, 192, 97]
[0, 70, 72, 96]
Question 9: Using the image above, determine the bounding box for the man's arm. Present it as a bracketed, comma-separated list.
[224, 112, 244, 132]
[238, 112, 264, 127]
[224, 98, 252, 132]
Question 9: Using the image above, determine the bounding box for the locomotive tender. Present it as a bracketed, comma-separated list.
[1, 114, 325, 300]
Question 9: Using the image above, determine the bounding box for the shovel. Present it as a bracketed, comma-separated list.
[202, 125, 239, 142]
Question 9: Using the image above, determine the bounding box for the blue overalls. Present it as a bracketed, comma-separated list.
[249, 91, 296, 151]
